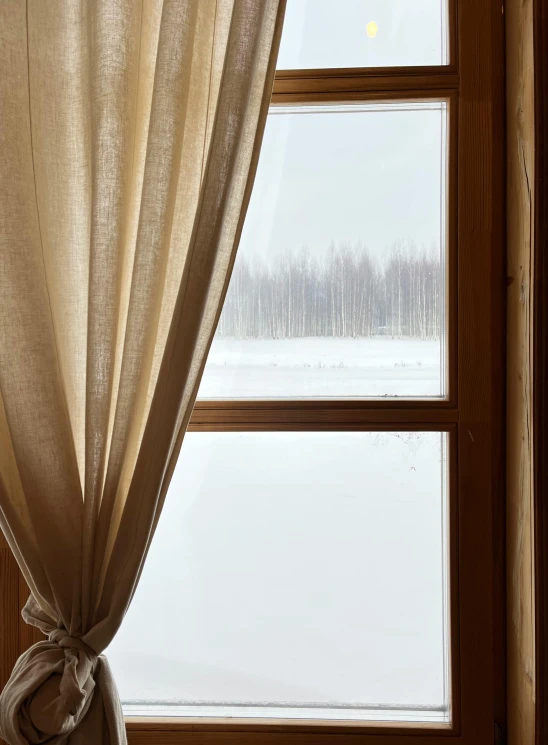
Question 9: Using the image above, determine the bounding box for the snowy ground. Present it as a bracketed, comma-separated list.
[198, 337, 444, 399]
[107, 432, 449, 722]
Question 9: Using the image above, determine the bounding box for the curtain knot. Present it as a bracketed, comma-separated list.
[48, 627, 98, 660]
[0, 598, 100, 744]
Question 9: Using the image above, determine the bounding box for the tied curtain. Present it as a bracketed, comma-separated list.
[0, 1, 285, 743]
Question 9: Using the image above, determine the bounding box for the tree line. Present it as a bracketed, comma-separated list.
[217, 241, 442, 340]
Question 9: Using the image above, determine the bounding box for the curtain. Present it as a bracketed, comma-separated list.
[0, 1, 285, 743]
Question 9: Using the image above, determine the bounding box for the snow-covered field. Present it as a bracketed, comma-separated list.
[107, 431, 449, 722]
[199, 338, 444, 398]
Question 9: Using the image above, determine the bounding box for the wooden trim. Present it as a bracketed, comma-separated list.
[447, 92, 459, 408]
[273, 71, 459, 96]
[127, 733, 460, 745]
[456, 0, 505, 740]
[534, 1, 548, 743]
[270, 88, 456, 106]
[194, 399, 457, 411]
[126, 719, 453, 736]
[447, 0, 459, 73]
[125, 701, 456, 739]
[189, 409, 459, 430]
[189, 420, 457, 432]
[506, 0, 535, 744]
[487, 0, 507, 733]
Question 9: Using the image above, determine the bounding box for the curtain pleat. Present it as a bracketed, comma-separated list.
[0, 1, 285, 743]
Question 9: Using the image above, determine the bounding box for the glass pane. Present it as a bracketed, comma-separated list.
[277, 0, 449, 69]
[108, 431, 450, 724]
[199, 101, 448, 400]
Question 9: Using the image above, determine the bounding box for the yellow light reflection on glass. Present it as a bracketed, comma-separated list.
[366, 21, 378, 39]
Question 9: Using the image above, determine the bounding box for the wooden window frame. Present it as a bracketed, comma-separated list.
[0, 2, 505, 745]
[125, 1, 505, 743]
[534, 3, 548, 742]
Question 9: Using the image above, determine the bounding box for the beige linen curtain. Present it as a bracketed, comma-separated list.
[0, 1, 285, 743]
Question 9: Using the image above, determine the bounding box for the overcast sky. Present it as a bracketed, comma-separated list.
[277, 0, 448, 69]
[109, 432, 447, 712]
[235, 0, 448, 268]
[239, 102, 447, 266]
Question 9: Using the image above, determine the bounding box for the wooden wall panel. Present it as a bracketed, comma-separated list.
[506, 0, 536, 743]
[532, 2, 548, 742]
[0, 531, 21, 745]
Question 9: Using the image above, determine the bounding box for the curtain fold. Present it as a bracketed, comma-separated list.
[0, 1, 285, 742]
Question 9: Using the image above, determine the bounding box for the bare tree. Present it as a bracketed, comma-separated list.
[216, 240, 441, 341]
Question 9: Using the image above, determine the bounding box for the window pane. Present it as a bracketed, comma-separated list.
[277, 0, 449, 69]
[199, 101, 448, 400]
[108, 431, 450, 724]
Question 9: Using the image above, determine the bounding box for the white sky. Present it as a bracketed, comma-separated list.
[236, 0, 448, 268]
[108, 432, 448, 714]
[277, 0, 448, 69]
[240, 102, 447, 266]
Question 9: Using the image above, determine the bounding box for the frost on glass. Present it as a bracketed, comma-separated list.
[277, 0, 449, 69]
[198, 102, 448, 399]
[107, 431, 450, 723]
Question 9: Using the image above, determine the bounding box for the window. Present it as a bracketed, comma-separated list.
[200, 101, 448, 400]
[111, 2, 505, 743]
[276, 0, 450, 69]
[113, 431, 450, 723]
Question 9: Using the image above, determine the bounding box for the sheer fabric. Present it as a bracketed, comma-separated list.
[0, 1, 285, 742]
